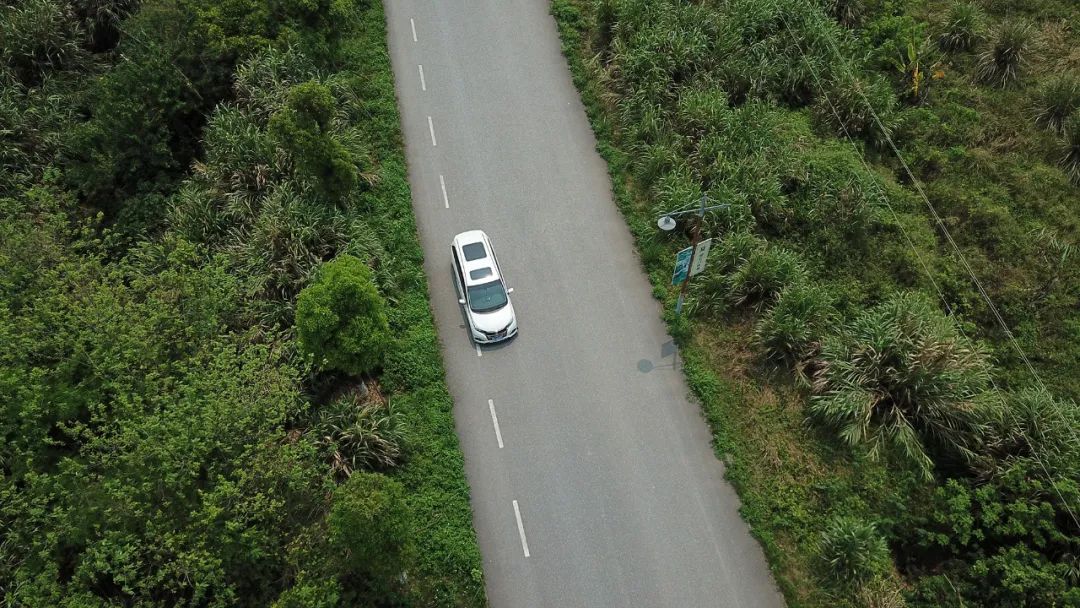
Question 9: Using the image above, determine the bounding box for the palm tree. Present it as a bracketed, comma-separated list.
[810, 292, 991, 477]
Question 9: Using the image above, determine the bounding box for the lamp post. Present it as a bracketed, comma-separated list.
[657, 193, 728, 316]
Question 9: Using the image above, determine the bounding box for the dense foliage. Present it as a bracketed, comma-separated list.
[1, 0, 483, 606]
[553, 0, 1079, 605]
[297, 255, 390, 376]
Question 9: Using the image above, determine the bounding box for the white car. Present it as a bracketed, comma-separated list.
[451, 230, 518, 344]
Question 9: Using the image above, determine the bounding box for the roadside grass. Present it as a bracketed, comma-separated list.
[344, 5, 485, 604]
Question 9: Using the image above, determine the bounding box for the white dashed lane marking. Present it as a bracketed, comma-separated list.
[488, 399, 504, 448]
[513, 500, 531, 557]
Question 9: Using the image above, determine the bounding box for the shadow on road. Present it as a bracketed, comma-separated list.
[637, 340, 678, 373]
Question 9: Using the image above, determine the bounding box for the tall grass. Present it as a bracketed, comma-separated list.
[819, 516, 890, 585]
[1061, 114, 1080, 184]
[1034, 76, 1080, 134]
[976, 20, 1032, 88]
[938, 1, 985, 52]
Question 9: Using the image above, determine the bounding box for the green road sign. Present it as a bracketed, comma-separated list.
[672, 246, 693, 285]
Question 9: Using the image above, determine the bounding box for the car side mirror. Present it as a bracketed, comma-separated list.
[458, 298, 466, 305]
[506, 287, 514, 294]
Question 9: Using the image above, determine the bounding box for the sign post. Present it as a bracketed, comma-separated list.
[657, 194, 728, 318]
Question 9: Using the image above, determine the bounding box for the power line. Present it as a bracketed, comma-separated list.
[775, 4, 1079, 529]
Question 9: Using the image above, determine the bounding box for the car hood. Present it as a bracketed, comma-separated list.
[471, 300, 515, 332]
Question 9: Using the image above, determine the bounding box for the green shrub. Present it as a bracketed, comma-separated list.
[186, 0, 358, 63]
[938, 2, 985, 53]
[634, 142, 681, 190]
[74, 0, 140, 52]
[0, 0, 84, 84]
[1060, 114, 1080, 184]
[687, 231, 764, 316]
[232, 45, 319, 117]
[271, 578, 340, 608]
[905, 473, 1080, 607]
[270, 81, 359, 203]
[810, 292, 991, 477]
[314, 391, 406, 478]
[813, 68, 899, 148]
[819, 516, 890, 585]
[710, 230, 766, 274]
[791, 143, 884, 245]
[1034, 76, 1080, 134]
[977, 387, 1080, 477]
[231, 187, 351, 312]
[726, 244, 809, 310]
[673, 86, 732, 137]
[296, 255, 389, 376]
[754, 282, 836, 369]
[976, 20, 1032, 88]
[826, 0, 867, 27]
[329, 471, 411, 580]
[888, 34, 939, 105]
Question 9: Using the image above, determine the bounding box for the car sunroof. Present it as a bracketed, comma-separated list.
[462, 242, 486, 261]
[469, 267, 493, 280]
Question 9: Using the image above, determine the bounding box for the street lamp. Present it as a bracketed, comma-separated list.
[657, 193, 728, 316]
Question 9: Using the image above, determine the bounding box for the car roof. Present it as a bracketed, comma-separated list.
[452, 230, 502, 286]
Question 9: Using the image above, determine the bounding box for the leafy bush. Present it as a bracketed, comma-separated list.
[813, 68, 899, 148]
[314, 391, 406, 478]
[296, 255, 390, 376]
[72, 0, 140, 51]
[711, 230, 767, 274]
[754, 282, 835, 369]
[726, 244, 809, 310]
[271, 578, 341, 608]
[937, 1, 985, 53]
[270, 81, 360, 203]
[688, 230, 765, 316]
[229, 186, 352, 316]
[65, 0, 235, 217]
[976, 20, 1032, 88]
[1033, 76, 1080, 134]
[977, 387, 1080, 478]
[329, 471, 411, 580]
[790, 143, 885, 249]
[185, 0, 358, 63]
[819, 516, 890, 585]
[826, 0, 867, 28]
[904, 472, 1080, 607]
[1060, 114, 1080, 184]
[810, 292, 991, 477]
[890, 35, 939, 105]
[0, 0, 84, 84]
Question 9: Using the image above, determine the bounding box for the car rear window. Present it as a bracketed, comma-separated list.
[469, 267, 493, 280]
[462, 242, 486, 261]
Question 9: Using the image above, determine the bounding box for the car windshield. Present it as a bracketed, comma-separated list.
[467, 280, 508, 313]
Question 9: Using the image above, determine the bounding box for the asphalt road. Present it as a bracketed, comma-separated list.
[384, 1, 786, 606]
